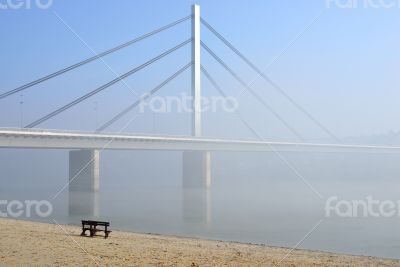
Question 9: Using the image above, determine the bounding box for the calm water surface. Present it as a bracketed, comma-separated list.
[2, 152, 400, 259]
[2, 182, 400, 260]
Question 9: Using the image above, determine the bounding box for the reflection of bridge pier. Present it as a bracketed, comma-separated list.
[68, 191, 99, 218]
[68, 149, 100, 219]
[67, 148, 212, 222]
[183, 151, 211, 188]
[182, 188, 211, 225]
[69, 149, 99, 192]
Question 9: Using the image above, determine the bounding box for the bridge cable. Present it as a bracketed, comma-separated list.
[97, 62, 192, 132]
[201, 18, 339, 143]
[201, 65, 260, 139]
[0, 15, 191, 100]
[201, 65, 325, 200]
[201, 41, 304, 141]
[25, 39, 191, 128]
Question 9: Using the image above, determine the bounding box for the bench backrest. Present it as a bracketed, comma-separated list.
[82, 220, 110, 227]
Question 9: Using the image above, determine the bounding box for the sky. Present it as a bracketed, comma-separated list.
[0, 0, 400, 141]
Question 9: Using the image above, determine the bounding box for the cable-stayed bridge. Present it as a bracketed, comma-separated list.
[1, 5, 398, 192]
[2, 128, 400, 153]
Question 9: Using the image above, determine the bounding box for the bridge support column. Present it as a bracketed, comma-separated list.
[182, 151, 211, 188]
[69, 149, 100, 192]
[191, 4, 201, 137]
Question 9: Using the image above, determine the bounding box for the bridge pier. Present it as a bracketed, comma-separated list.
[69, 149, 100, 192]
[182, 151, 211, 188]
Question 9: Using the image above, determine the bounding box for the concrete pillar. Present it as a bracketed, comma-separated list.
[191, 4, 201, 137]
[182, 151, 211, 188]
[69, 149, 99, 192]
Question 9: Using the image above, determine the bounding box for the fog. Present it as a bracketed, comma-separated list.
[1, 0, 400, 260]
[2, 149, 400, 258]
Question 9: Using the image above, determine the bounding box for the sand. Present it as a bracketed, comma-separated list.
[0, 218, 399, 266]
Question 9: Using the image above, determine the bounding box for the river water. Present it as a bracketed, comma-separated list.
[1, 151, 400, 259]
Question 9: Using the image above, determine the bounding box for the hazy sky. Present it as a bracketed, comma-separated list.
[0, 0, 399, 141]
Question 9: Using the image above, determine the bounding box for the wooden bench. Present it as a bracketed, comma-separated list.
[81, 220, 111, 239]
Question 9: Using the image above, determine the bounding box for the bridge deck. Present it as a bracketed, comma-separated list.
[0, 128, 399, 153]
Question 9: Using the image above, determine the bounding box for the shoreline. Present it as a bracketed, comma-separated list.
[96, 224, 400, 262]
[1, 218, 399, 266]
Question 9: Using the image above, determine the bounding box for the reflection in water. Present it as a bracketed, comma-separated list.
[182, 189, 211, 226]
[68, 191, 99, 220]
[5, 151, 400, 259]
[4, 183, 400, 259]
[68, 189, 212, 228]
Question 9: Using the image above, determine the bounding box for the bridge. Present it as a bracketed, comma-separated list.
[1, 5, 399, 193]
[2, 128, 400, 153]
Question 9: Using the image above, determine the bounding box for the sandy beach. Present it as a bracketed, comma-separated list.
[0, 218, 399, 266]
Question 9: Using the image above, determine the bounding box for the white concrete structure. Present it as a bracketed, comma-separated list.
[191, 4, 201, 137]
[2, 128, 400, 191]
[183, 151, 211, 188]
[1, 129, 400, 153]
[69, 149, 99, 192]
[189, 5, 209, 188]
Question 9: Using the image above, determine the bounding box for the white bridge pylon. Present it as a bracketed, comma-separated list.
[188, 4, 210, 189]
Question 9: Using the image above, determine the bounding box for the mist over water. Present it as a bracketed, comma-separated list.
[2, 149, 400, 259]
[1, 1, 400, 262]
